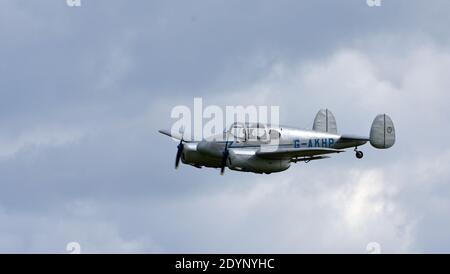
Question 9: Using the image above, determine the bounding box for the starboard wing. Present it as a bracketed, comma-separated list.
[255, 147, 344, 160]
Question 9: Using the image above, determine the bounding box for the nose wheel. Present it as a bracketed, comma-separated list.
[354, 147, 364, 159]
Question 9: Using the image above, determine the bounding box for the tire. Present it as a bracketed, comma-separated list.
[356, 151, 364, 159]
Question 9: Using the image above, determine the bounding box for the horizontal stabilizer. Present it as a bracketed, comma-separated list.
[334, 134, 368, 149]
[339, 134, 369, 142]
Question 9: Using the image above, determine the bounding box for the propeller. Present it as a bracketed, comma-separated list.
[175, 137, 184, 169]
[220, 134, 230, 175]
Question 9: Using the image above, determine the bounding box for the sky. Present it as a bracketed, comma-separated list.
[1, 0, 450, 253]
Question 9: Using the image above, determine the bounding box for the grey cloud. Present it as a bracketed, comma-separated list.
[1, 0, 450, 253]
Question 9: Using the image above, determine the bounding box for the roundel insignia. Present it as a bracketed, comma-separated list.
[386, 126, 393, 134]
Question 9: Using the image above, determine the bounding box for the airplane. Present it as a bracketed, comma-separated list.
[159, 109, 395, 175]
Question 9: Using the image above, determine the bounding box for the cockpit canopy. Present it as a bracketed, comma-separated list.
[227, 122, 280, 143]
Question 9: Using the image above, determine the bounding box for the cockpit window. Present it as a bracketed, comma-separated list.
[229, 123, 246, 141]
[269, 129, 281, 140]
[228, 123, 276, 143]
[247, 128, 266, 141]
[247, 124, 269, 142]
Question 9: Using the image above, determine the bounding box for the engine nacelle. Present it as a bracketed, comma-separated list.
[181, 143, 222, 168]
[227, 149, 290, 174]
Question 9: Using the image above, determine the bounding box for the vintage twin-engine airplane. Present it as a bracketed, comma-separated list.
[159, 109, 395, 174]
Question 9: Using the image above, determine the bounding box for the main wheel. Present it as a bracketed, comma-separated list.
[356, 151, 364, 159]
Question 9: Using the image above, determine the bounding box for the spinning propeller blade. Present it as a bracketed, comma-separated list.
[175, 135, 184, 169]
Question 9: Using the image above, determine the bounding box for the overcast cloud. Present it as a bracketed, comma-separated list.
[1, 0, 450, 253]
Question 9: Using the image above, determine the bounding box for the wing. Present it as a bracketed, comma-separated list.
[158, 129, 194, 142]
[255, 147, 344, 160]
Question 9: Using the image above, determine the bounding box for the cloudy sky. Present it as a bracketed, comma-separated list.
[1, 0, 450, 253]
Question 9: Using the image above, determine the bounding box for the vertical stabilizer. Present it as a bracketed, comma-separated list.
[370, 114, 395, 149]
[313, 109, 338, 134]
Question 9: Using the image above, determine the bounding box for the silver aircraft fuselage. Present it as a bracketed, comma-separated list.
[160, 109, 395, 175]
[181, 124, 367, 174]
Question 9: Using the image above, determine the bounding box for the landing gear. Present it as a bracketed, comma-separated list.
[354, 147, 364, 159]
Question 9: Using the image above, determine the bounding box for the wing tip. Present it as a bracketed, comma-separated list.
[158, 129, 171, 137]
